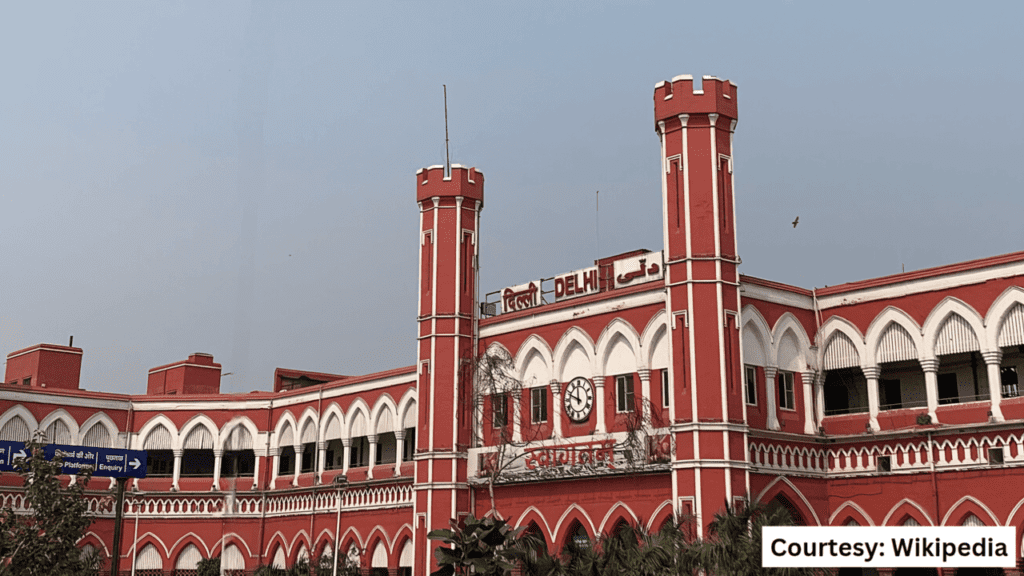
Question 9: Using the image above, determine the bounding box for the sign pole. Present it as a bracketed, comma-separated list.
[110, 477, 127, 576]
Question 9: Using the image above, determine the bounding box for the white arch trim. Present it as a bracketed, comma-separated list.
[514, 506, 555, 542]
[136, 415, 180, 451]
[828, 500, 876, 526]
[0, 405, 39, 438]
[922, 296, 987, 358]
[986, 287, 1024, 348]
[169, 532, 212, 560]
[753, 476, 822, 526]
[597, 501, 640, 536]
[552, 503, 597, 544]
[864, 306, 924, 366]
[941, 495, 1000, 527]
[881, 498, 936, 527]
[595, 318, 643, 373]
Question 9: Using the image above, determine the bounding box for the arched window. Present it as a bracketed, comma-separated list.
[398, 540, 413, 576]
[222, 425, 255, 478]
[563, 520, 590, 554]
[181, 425, 215, 477]
[44, 419, 73, 444]
[272, 546, 286, 569]
[173, 543, 203, 576]
[143, 424, 174, 477]
[82, 423, 112, 448]
[370, 541, 389, 576]
[222, 544, 245, 576]
[0, 415, 31, 442]
[135, 544, 163, 576]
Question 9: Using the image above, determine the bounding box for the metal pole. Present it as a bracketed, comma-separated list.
[332, 477, 347, 576]
[110, 477, 127, 576]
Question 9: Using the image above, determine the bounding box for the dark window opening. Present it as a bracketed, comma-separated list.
[491, 393, 508, 429]
[223, 450, 255, 477]
[879, 378, 902, 410]
[278, 446, 295, 476]
[744, 365, 757, 406]
[824, 368, 868, 415]
[402, 427, 415, 461]
[325, 439, 344, 470]
[181, 449, 215, 477]
[778, 371, 795, 410]
[938, 373, 959, 405]
[376, 432, 397, 465]
[300, 442, 316, 473]
[616, 374, 635, 413]
[661, 369, 670, 408]
[531, 387, 548, 424]
[1001, 366, 1019, 398]
[147, 450, 173, 477]
[349, 436, 370, 468]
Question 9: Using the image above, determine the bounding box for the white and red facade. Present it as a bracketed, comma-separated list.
[4, 75, 1024, 576]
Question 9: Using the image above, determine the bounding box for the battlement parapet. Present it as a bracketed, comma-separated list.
[416, 164, 484, 204]
[654, 74, 737, 130]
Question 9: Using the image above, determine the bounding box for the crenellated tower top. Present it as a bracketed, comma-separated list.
[653, 74, 737, 130]
[416, 164, 484, 205]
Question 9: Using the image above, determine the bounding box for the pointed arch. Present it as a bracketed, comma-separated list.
[514, 335, 554, 385]
[829, 501, 875, 526]
[397, 390, 417, 431]
[221, 543, 246, 572]
[347, 400, 371, 438]
[552, 503, 597, 549]
[168, 532, 212, 563]
[941, 495, 1000, 527]
[273, 411, 298, 450]
[370, 540, 388, 568]
[552, 327, 597, 382]
[173, 543, 204, 571]
[210, 533, 253, 564]
[820, 317, 866, 371]
[179, 414, 218, 450]
[881, 498, 935, 526]
[865, 307, 924, 366]
[987, 287, 1024, 348]
[922, 297, 986, 358]
[754, 476, 821, 526]
[596, 318, 643, 373]
[741, 305, 773, 367]
[339, 526, 366, 551]
[597, 501, 639, 536]
[321, 403, 346, 443]
[135, 543, 164, 571]
[287, 530, 312, 564]
[297, 407, 320, 445]
[0, 405, 38, 442]
[772, 313, 812, 372]
[372, 394, 399, 435]
[219, 416, 258, 452]
[514, 506, 554, 542]
[137, 415, 178, 451]
[38, 409, 79, 444]
[264, 531, 291, 559]
[639, 309, 670, 367]
[79, 412, 119, 448]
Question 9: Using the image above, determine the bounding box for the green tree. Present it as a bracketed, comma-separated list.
[197, 555, 220, 576]
[694, 500, 825, 576]
[0, 438, 101, 576]
[428, 514, 528, 576]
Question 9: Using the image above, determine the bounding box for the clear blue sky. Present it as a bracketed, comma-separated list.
[3, 1, 1021, 394]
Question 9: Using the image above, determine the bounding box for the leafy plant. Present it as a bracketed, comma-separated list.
[428, 514, 527, 576]
[197, 556, 221, 576]
[0, 437, 101, 576]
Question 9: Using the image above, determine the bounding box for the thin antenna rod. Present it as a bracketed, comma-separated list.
[444, 85, 450, 176]
[596, 190, 600, 256]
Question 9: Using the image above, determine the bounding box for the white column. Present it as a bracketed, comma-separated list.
[269, 447, 281, 487]
[814, 377, 825, 427]
[251, 450, 262, 491]
[593, 376, 606, 433]
[983, 350, 1005, 422]
[341, 438, 352, 475]
[212, 449, 223, 491]
[171, 449, 182, 491]
[511, 390, 523, 443]
[764, 367, 780, 431]
[801, 371, 816, 435]
[550, 380, 563, 438]
[863, 366, 881, 432]
[394, 429, 405, 474]
[919, 358, 940, 424]
[317, 440, 327, 484]
[292, 444, 301, 486]
[638, 369, 652, 426]
[367, 434, 377, 479]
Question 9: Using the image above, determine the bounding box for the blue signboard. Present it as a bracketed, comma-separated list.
[0, 441, 147, 478]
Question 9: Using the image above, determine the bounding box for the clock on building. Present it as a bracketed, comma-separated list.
[563, 377, 594, 422]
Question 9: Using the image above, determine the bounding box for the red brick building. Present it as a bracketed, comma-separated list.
[3, 74, 1024, 576]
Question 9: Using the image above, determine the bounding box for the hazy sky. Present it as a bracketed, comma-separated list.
[3, 2, 1022, 395]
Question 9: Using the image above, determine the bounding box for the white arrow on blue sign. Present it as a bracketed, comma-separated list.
[0, 441, 148, 479]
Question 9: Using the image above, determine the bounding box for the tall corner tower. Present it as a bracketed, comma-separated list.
[654, 75, 746, 536]
[412, 164, 483, 575]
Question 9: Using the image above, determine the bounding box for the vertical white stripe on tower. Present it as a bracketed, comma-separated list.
[453, 198, 463, 450]
[429, 197, 439, 449]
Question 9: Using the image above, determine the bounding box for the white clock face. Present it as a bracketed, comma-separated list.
[563, 377, 594, 422]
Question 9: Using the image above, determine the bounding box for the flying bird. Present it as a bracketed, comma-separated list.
[792, 216, 799, 228]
